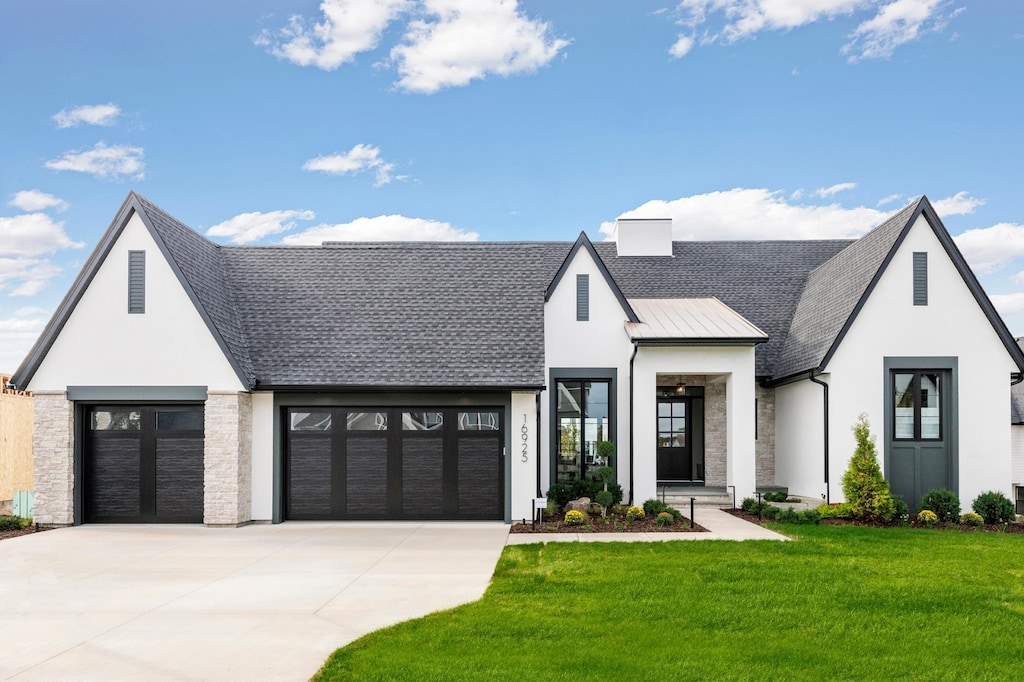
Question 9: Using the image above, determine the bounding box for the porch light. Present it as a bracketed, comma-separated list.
[675, 381, 686, 394]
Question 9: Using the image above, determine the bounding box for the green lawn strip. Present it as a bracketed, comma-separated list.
[314, 526, 1024, 681]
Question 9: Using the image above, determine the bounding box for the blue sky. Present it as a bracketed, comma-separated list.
[2, 1, 1023, 371]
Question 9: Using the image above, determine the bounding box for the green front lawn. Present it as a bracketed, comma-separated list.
[315, 525, 1024, 681]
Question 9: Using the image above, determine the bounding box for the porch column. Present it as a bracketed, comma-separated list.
[725, 371, 757, 500]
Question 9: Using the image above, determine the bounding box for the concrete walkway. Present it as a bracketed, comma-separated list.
[0, 522, 509, 681]
[506, 506, 788, 544]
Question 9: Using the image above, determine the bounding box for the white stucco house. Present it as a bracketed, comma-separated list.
[12, 192, 1024, 525]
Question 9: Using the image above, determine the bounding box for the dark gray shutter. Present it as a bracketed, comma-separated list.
[576, 274, 589, 321]
[128, 250, 145, 313]
[913, 252, 927, 306]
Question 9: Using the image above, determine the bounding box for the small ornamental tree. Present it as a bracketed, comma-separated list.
[594, 466, 616, 517]
[841, 414, 896, 522]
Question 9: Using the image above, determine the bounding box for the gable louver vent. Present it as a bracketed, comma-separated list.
[576, 274, 589, 321]
[128, 250, 146, 314]
[913, 252, 927, 306]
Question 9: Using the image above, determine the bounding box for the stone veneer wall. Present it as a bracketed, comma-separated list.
[32, 391, 74, 525]
[703, 380, 728, 486]
[204, 391, 252, 526]
[755, 385, 776, 486]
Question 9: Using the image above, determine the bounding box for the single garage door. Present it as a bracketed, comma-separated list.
[285, 407, 503, 520]
[84, 405, 205, 523]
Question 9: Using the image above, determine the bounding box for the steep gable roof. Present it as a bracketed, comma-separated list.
[545, 232, 639, 323]
[12, 192, 255, 390]
[775, 197, 1024, 380]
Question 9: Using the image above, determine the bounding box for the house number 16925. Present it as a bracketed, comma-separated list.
[521, 414, 529, 462]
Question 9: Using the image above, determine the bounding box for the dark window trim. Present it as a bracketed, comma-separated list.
[882, 356, 958, 494]
[891, 370, 943, 442]
[548, 368, 617, 488]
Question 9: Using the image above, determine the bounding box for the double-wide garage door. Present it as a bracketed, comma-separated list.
[286, 407, 503, 520]
[84, 405, 205, 523]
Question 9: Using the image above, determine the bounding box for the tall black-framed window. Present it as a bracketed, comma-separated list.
[550, 369, 616, 483]
[893, 370, 942, 441]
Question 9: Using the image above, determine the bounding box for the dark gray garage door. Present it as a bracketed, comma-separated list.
[84, 405, 204, 523]
[285, 407, 503, 520]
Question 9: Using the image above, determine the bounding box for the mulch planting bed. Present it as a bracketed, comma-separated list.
[511, 516, 707, 533]
[0, 525, 54, 542]
[726, 507, 1024, 534]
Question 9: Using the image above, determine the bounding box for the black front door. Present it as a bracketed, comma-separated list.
[657, 397, 703, 485]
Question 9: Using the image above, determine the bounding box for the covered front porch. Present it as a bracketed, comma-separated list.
[626, 298, 765, 505]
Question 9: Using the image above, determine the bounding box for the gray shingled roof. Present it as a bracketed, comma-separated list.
[594, 240, 851, 376]
[135, 194, 257, 388]
[220, 242, 569, 387]
[773, 200, 921, 379]
[20, 192, 979, 392]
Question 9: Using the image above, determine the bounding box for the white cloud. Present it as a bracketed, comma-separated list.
[0, 213, 83, 257]
[815, 182, 857, 197]
[283, 215, 477, 244]
[44, 142, 145, 180]
[672, 0, 958, 60]
[52, 103, 121, 128]
[599, 188, 890, 241]
[256, 0, 409, 70]
[0, 257, 63, 297]
[989, 293, 1024, 318]
[931, 190, 984, 217]
[303, 144, 396, 186]
[954, 223, 1024, 274]
[843, 0, 956, 61]
[389, 0, 570, 93]
[206, 209, 316, 245]
[877, 193, 904, 206]
[669, 34, 695, 57]
[0, 314, 47, 374]
[8, 190, 68, 213]
[1011, 271, 1024, 286]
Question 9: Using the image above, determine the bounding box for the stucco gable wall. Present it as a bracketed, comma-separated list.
[824, 214, 1015, 502]
[542, 246, 635, 497]
[28, 213, 245, 392]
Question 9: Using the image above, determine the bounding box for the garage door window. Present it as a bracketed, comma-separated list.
[156, 409, 203, 431]
[403, 412, 443, 430]
[459, 412, 499, 431]
[290, 411, 332, 431]
[347, 411, 387, 430]
[91, 409, 141, 430]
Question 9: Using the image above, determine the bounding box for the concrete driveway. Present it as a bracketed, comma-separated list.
[0, 522, 509, 681]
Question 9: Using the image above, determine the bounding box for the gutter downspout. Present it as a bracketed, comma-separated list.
[535, 390, 542, 498]
[628, 341, 639, 505]
[808, 371, 830, 504]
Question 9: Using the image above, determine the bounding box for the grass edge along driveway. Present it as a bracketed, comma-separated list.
[314, 525, 1024, 681]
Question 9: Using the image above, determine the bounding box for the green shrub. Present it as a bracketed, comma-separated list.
[799, 508, 821, 525]
[644, 499, 670, 516]
[596, 441, 615, 466]
[971, 490, 1015, 524]
[841, 414, 896, 522]
[655, 511, 674, 527]
[917, 509, 938, 527]
[763, 491, 791, 502]
[920, 488, 960, 523]
[892, 495, 909, 521]
[668, 507, 683, 523]
[760, 504, 781, 520]
[777, 507, 800, 524]
[740, 497, 759, 514]
[817, 503, 854, 520]
[546, 483, 574, 507]
[960, 512, 984, 527]
[0, 516, 24, 531]
[626, 506, 645, 523]
[564, 510, 586, 526]
[609, 504, 628, 517]
[595, 490, 613, 516]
